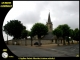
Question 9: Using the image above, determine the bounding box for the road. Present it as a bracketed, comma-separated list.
[7, 44, 79, 57]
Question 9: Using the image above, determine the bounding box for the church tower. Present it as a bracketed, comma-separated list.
[46, 12, 53, 32]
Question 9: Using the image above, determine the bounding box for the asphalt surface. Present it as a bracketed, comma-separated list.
[7, 44, 79, 57]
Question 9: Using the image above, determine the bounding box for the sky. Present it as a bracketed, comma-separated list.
[2, 1, 79, 41]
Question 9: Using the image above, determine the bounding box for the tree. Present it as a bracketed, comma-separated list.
[57, 24, 70, 45]
[52, 28, 63, 46]
[31, 23, 48, 46]
[73, 28, 79, 43]
[28, 31, 33, 46]
[4, 20, 26, 39]
[21, 29, 28, 39]
[21, 29, 28, 46]
[69, 29, 74, 44]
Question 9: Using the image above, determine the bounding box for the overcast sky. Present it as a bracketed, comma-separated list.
[3, 1, 79, 41]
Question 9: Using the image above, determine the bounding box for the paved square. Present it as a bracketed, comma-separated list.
[7, 44, 79, 57]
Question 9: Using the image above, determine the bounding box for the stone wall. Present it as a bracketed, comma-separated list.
[5, 39, 77, 46]
[5, 39, 54, 46]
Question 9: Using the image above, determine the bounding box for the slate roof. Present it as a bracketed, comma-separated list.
[42, 32, 54, 40]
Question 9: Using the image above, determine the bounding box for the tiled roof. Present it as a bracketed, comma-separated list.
[42, 32, 54, 40]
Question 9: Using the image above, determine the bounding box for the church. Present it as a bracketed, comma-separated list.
[33, 12, 54, 40]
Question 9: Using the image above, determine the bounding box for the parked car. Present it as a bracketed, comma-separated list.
[34, 42, 42, 45]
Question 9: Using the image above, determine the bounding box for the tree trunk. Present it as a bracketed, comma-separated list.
[38, 36, 41, 46]
[57, 39, 59, 46]
[77, 41, 79, 43]
[25, 39, 27, 46]
[71, 39, 74, 44]
[31, 36, 33, 46]
[61, 39, 62, 44]
[25, 37, 27, 46]
[68, 40, 70, 45]
[55, 39, 57, 44]
[51, 39, 53, 42]
[63, 40, 66, 45]
[71, 40, 73, 44]
[67, 37, 70, 45]
[38, 39, 41, 46]
[51, 39, 53, 44]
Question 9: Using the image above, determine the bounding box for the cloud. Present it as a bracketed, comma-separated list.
[3, 1, 79, 41]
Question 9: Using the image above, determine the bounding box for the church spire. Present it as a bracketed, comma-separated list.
[48, 12, 51, 23]
[46, 11, 53, 32]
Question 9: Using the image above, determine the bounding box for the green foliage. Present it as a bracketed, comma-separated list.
[53, 24, 79, 42]
[53, 24, 70, 45]
[57, 24, 70, 38]
[4, 20, 26, 39]
[27, 31, 33, 37]
[31, 23, 48, 38]
[69, 29, 74, 38]
[27, 31, 31, 36]
[73, 28, 79, 41]
[52, 28, 63, 38]
[21, 29, 28, 39]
